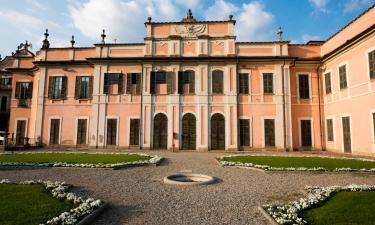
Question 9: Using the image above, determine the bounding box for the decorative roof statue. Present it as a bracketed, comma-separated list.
[42, 29, 50, 49]
[181, 9, 197, 22]
[101, 29, 106, 44]
[71, 35, 75, 48]
[277, 27, 283, 41]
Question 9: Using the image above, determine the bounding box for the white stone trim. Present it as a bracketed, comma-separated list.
[48, 116, 62, 145]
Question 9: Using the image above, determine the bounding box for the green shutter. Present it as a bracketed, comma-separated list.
[150, 72, 156, 94]
[75, 76, 81, 99]
[189, 71, 195, 94]
[27, 82, 33, 99]
[61, 77, 67, 99]
[136, 73, 141, 94]
[15, 82, 21, 99]
[48, 77, 53, 99]
[118, 73, 123, 94]
[167, 72, 173, 94]
[88, 76, 93, 99]
[126, 73, 132, 94]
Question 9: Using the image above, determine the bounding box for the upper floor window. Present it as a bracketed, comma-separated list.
[75, 76, 93, 100]
[48, 76, 67, 100]
[126, 73, 141, 95]
[238, 73, 249, 94]
[339, 65, 348, 89]
[104, 73, 123, 95]
[155, 72, 166, 84]
[298, 74, 310, 99]
[0, 77, 12, 89]
[369, 50, 375, 79]
[212, 70, 223, 94]
[150, 71, 173, 94]
[178, 70, 195, 95]
[325, 73, 332, 95]
[15, 82, 32, 99]
[263, 73, 273, 94]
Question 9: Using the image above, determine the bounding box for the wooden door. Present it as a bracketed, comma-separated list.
[181, 113, 196, 150]
[301, 120, 312, 147]
[153, 114, 167, 149]
[239, 119, 250, 147]
[106, 119, 117, 146]
[16, 120, 26, 145]
[342, 117, 351, 153]
[49, 119, 60, 145]
[211, 114, 225, 150]
[129, 119, 140, 146]
[76, 119, 87, 145]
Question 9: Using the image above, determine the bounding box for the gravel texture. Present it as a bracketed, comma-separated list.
[1, 151, 375, 225]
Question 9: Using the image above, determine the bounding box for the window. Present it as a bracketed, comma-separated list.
[178, 71, 195, 94]
[264, 119, 275, 147]
[325, 73, 332, 95]
[129, 119, 140, 146]
[326, 119, 334, 142]
[298, 74, 310, 99]
[238, 73, 249, 94]
[76, 119, 87, 145]
[0, 77, 12, 89]
[48, 76, 67, 100]
[239, 119, 250, 146]
[156, 72, 166, 84]
[339, 65, 348, 89]
[49, 119, 60, 145]
[150, 71, 173, 94]
[369, 50, 375, 79]
[126, 73, 141, 95]
[15, 82, 32, 99]
[104, 73, 123, 95]
[212, 70, 224, 94]
[0, 96, 7, 112]
[263, 73, 273, 94]
[75, 76, 92, 99]
[106, 118, 117, 146]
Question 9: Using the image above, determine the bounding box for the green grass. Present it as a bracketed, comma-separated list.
[301, 191, 375, 225]
[0, 153, 151, 164]
[221, 155, 375, 170]
[0, 184, 75, 225]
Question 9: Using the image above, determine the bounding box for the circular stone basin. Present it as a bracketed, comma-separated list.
[163, 173, 216, 186]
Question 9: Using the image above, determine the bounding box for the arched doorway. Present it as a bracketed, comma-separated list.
[153, 113, 168, 149]
[211, 113, 225, 150]
[181, 113, 196, 150]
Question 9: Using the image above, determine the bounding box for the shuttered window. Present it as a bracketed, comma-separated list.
[238, 73, 249, 94]
[327, 119, 334, 142]
[150, 71, 169, 95]
[126, 73, 141, 95]
[106, 118, 117, 146]
[264, 119, 275, 147]
[212, 70, 223, 94]
[298, 74, 310, 99]
[49, 119, 60, 145]
[15, 82, 32, 99]
[263, 73, 273, 94]
[129, 119, 140, 146]
[48, 76, 67, 99]
[339, 65, 348, 89]
[369, 50, 375, 79]
[75, 76, 92, 99]
[239, 119, 250, 146]
[156, 72, 166, 84]
[178, 71, 195, 94]
[325, 73, 332, 95]
[103, 73, 123, 95]
[76, 119, 87, 145]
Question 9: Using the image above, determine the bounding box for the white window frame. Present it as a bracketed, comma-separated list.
[105, 116, 119, 146]
[297, 117, 314, 148]
[48, 116, 62, 145]
[337, 62, 349, 91]
[323, 70, 333, 96]
[74, 117, 89, 145]
[260, 70, 275, 97]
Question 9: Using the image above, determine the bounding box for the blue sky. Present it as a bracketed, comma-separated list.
[0, 0, 374, 56]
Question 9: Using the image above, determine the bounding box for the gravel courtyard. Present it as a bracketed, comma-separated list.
[1, 151, 375, 225]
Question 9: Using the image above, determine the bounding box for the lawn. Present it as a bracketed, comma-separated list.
[300, 191, 375, 225]
[220, 155, 375, 170]
[0, 184, 75, 225]
[0, 153, 151, 164]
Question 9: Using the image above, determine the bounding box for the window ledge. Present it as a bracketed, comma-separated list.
[263, 93, 274, 96]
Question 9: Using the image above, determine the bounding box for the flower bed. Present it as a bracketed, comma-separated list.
[262, 184, 375, 225]
[217, 154, 375, 172]
[0, 152, 163, 169]
[0, 179, 103, 225]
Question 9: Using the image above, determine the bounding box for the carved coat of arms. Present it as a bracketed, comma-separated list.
[174, 24, 206, 38]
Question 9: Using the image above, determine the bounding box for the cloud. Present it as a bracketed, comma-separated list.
[309, 0, 330, 13]
[343, 0, 373, 13]
[301, 34, 321, 43]
[235, 1, 274, 41]
[175, 0, 200, 9]
[204, 0, 239, 20]
[68, 0, 181, 43]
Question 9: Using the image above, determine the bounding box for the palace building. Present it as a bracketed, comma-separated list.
[1, 7, 375, 154]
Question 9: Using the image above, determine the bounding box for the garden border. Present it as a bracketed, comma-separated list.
[261, 184, 375, 225]
[0, 152, 163, 169]
[0, 179, 107, 225]
[217, 154, 375, 172]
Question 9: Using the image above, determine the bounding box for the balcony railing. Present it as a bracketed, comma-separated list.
[0, 84, 12, 90]
[18, 99, 31, 108]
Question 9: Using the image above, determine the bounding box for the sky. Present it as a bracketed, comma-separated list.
[0, 0, 374, 56]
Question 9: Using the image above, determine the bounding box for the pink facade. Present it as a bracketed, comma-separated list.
[2, 8, 375, 155]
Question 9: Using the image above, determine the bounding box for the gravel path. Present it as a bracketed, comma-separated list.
[1, 151, 375, 225]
